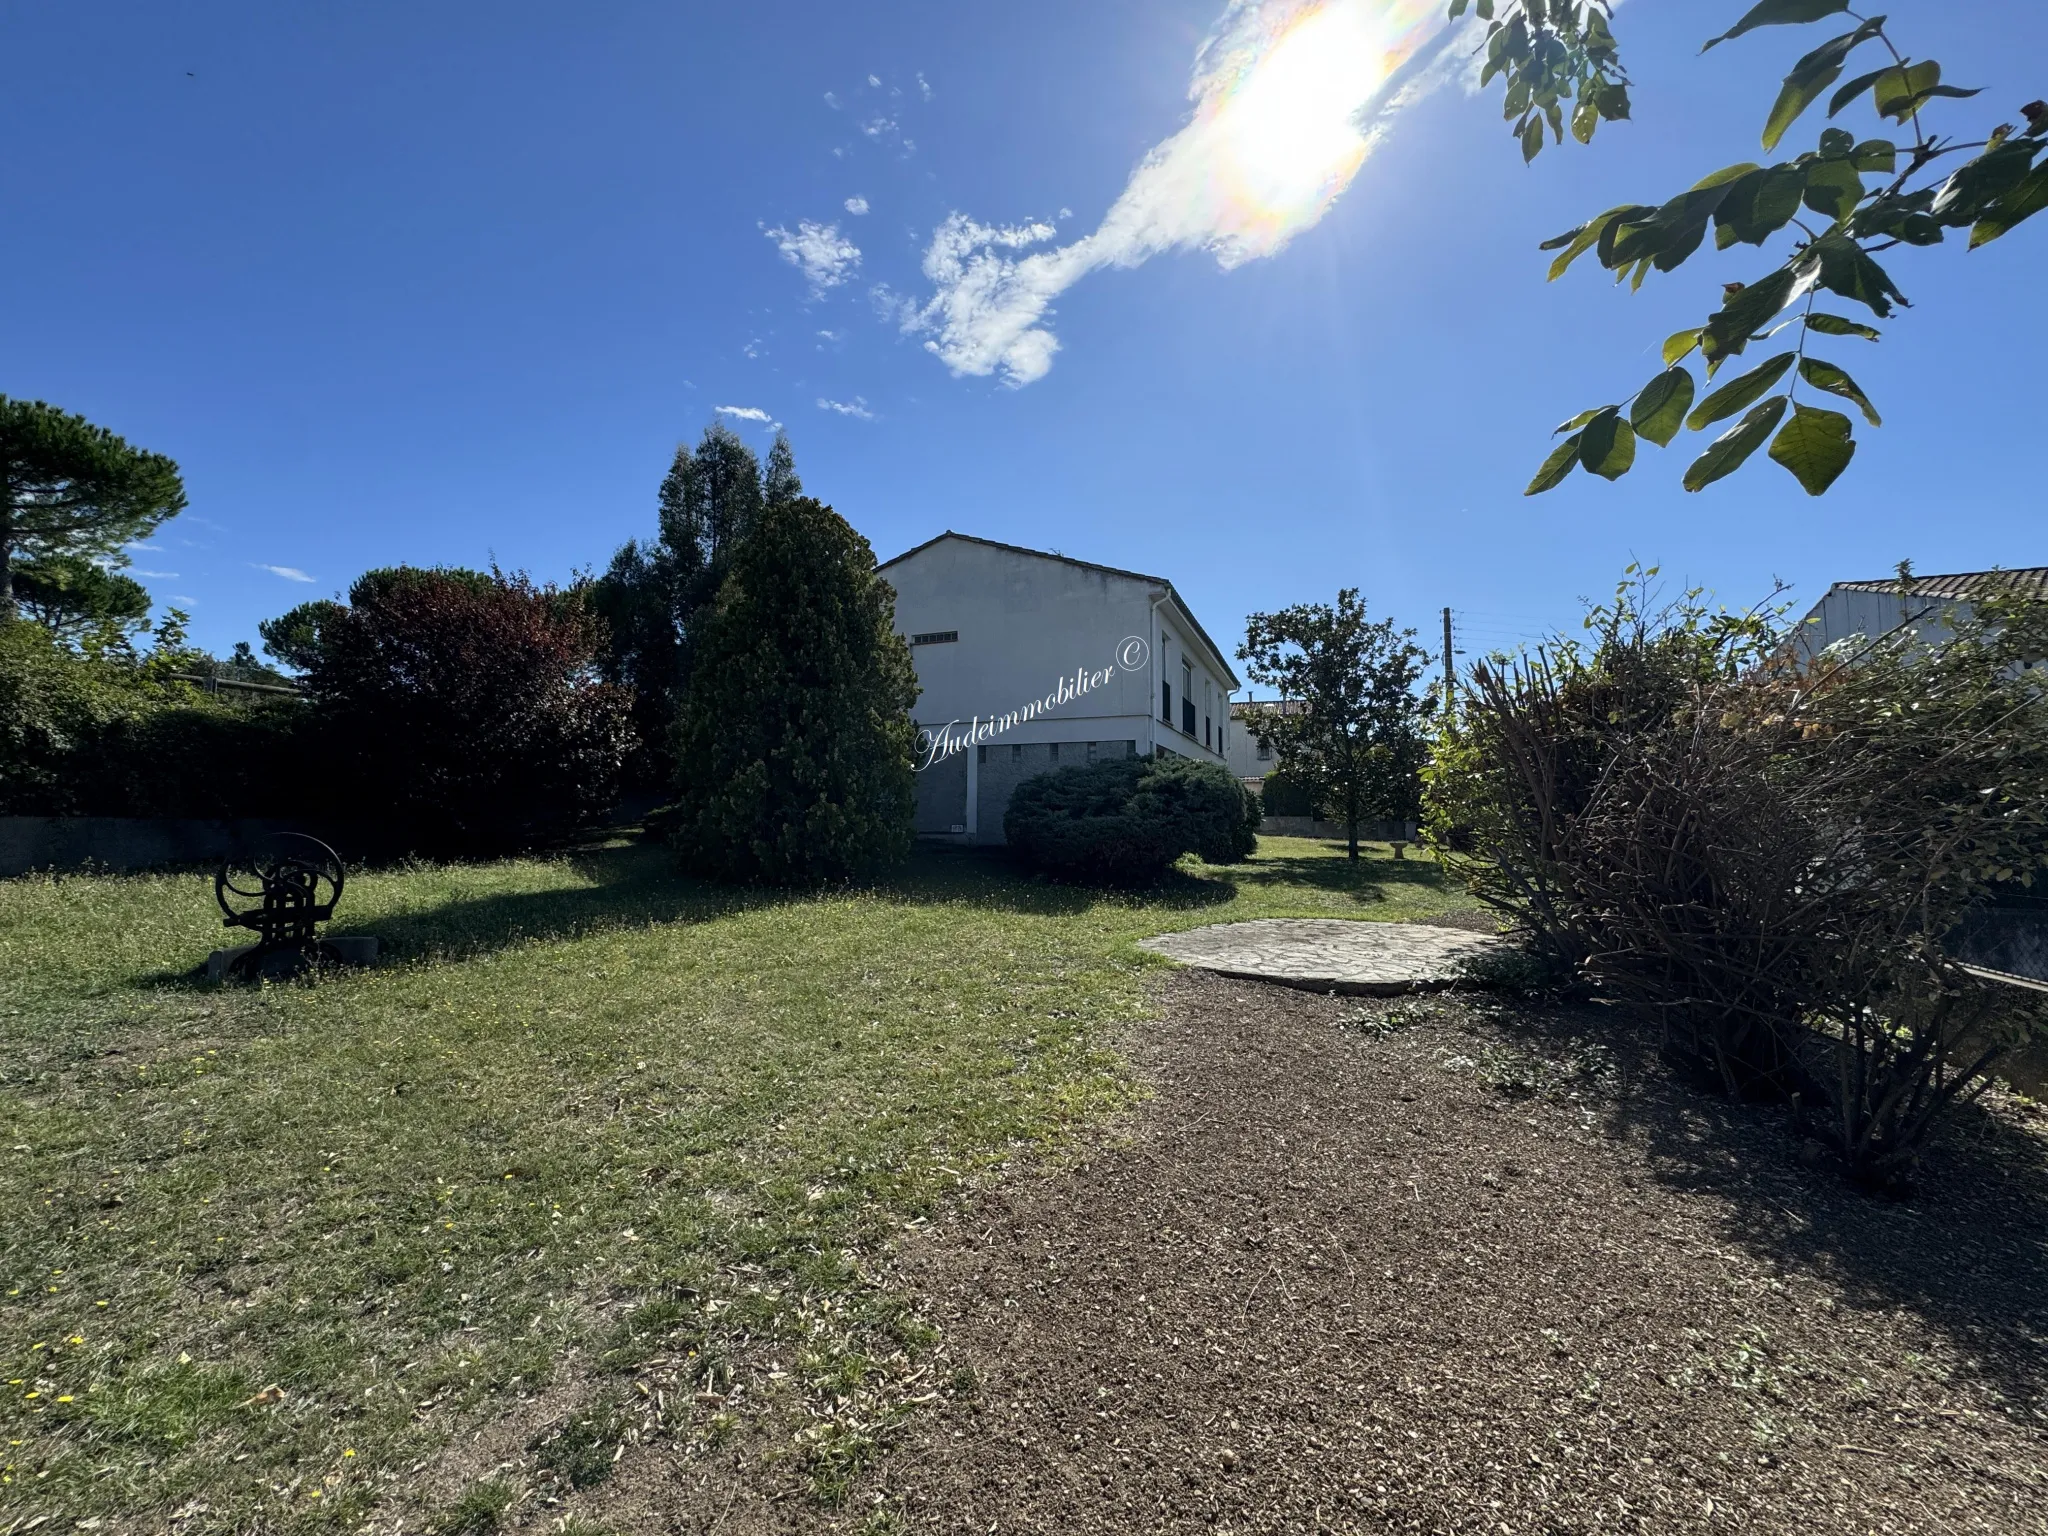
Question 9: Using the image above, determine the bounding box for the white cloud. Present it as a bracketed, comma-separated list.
[916, 71, 933, 101]
[824, 90, 842, 109]
[764, 219, 862, 295]
[902, 0, 1465, 386]
[861, 115, 896, 140]
[817, 328, 844, 341]
[254, 563, 315, 582]
[715, 405, 775, 424]
[817, 396, 876, 420]
[168, 594, 200, 606]
[867, 73, 881, 87]
[126, 542, 164, 553]
[844, 195, 870, 215]
[132, 568, 180, 579]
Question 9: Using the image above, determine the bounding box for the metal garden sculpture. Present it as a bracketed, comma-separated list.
[214, 833, 347, 979]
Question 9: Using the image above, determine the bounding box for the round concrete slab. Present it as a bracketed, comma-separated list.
[1139, 918, 1508, 996]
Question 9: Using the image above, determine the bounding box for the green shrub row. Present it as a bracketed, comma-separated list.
[1004, 754, 1258, 882]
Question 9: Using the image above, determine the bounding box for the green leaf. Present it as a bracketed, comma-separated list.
[1828, 66, 1890, 117]
[1704, 0, 1850, 51]
[1761, 20, 1887, 151]
[1521, 116, 1545, 162]
[1541, 205, 1654, 279]
[1768, 403, 1857, 494]
[1808, 234, 1908, 316]
[1448, 0, 1470, 17]
[1803, 158, 1866, 220]
[1684, 397, 1789, 492]
[1555, 408, 1605, 434]
[1663, 328, 1704, 366]
[1630, 366, 1696, 446]
[1714, 165, 1808, 247]
[1872, 61, 1939, 120]
[1703, 267, 1806, 363]
[1799, 358, 1882, 424]
[1526, 434, 1583, 495]
[1971, 164, 2048, 247]
[1578, 408, 1637, 480]
[1693, 161, 1766, 191]
[1571, 94, 1600, 145]
[1807, 312, 1882, 340]
[1764, 63, 1843, 153]
[1853, 139, 1897, 173]
[1687, 352, 1796, 430]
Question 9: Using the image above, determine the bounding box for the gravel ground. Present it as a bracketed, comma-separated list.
[865, 973, 2048, 1536]
[580, 971, 2048, 1535]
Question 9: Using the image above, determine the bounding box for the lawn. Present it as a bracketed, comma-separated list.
[0, 836, 1472, 1533]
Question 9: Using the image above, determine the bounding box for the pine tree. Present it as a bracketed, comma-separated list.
[13, 552, 151, 642]
[670, 496, 919, 883]
[1, 398, 185, 620]
[764, 431, 803, 505]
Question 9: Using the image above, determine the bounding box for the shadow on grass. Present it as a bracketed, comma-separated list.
[1511, 1002, 2048, 1415]
[192, 842, 1243, 975]
[1221, 849, 1452, 905]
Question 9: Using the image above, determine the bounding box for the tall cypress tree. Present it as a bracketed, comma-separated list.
[670, 496, 918, 883]
[592, 423, 786, 786]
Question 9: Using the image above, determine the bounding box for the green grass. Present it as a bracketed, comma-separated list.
[0, 836, 1471, 1530]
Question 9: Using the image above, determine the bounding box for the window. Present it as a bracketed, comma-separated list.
[1086, 741, 1097, 763]
[1204, 715, 1211, 748]
[909, 630, 958, 647]
[1257, 740, 1272, 761]
[977, 744, 986, 764]
[1011, 743, 1022, 762]
[1049, 742, 1060, 762]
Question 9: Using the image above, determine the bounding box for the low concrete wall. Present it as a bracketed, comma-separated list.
[1260, 817, 1419, 843]
[1, 818, 379, 878]
[1950, 908, 2048, 988]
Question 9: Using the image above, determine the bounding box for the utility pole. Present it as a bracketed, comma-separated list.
[1441, 606, 1455, 720]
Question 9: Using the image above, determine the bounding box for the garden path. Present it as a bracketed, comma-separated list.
[1139, 916, 1506, 995]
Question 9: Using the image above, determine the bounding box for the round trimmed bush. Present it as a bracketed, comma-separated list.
[1004, 753, 1258, 882]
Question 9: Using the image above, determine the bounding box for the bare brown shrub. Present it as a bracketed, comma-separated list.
[1429, 573, 2048, 1185]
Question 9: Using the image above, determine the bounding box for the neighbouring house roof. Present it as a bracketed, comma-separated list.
[879, 529, 1241, 689]
[1831, 567, 2048, 602]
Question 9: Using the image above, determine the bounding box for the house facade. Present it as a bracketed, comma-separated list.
[879, 532, 1240, 844]
[1224, 698, 1303, 783]
[1791, 566, 2048, 663]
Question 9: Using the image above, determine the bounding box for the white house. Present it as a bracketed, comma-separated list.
[1791, 566, 2047, 663]
[879, 532, 1240, 843]
[1224, 698, 1304, 783]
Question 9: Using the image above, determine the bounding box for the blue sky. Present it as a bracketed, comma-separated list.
[4, 0, 2043, 682]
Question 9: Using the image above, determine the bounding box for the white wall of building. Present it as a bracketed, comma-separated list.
[881, 534, 1238, 843]
[1792, 586, 1979, 662]
[1225, 704, 1282, 780]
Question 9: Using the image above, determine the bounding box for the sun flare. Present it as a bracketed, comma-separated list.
[1191, 0, 1442, 254]
[1216, 7, 1383, 212]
